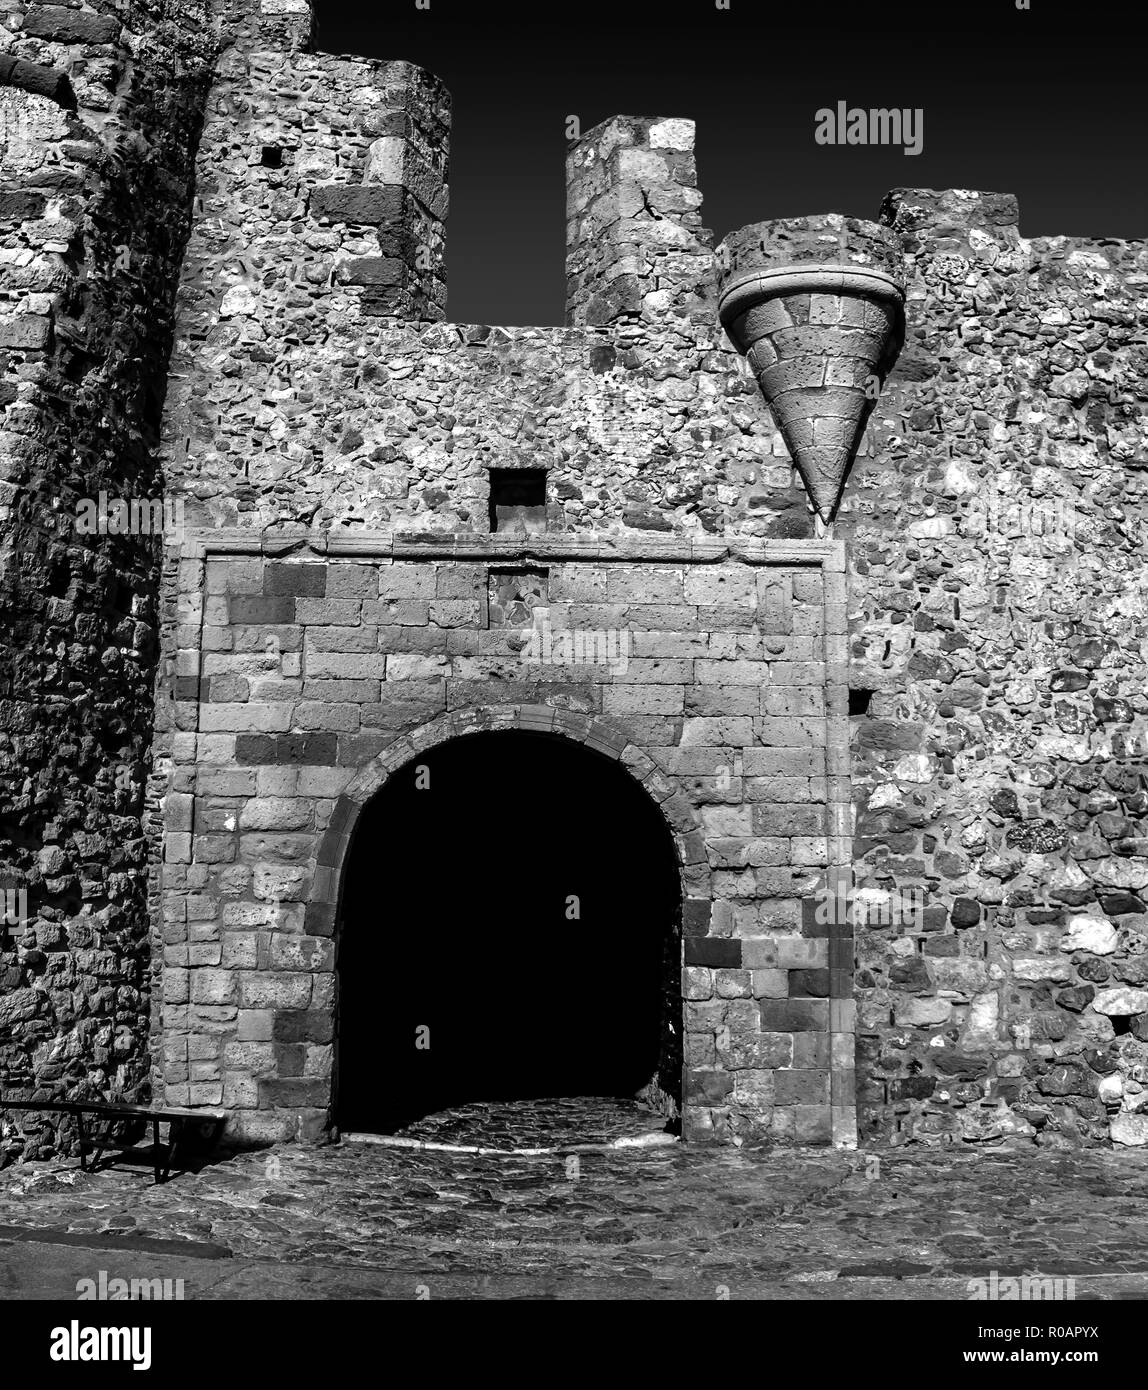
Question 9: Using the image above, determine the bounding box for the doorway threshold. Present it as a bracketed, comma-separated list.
[339, 1096, 679, 1155]
[339, 1131, 678, 1156]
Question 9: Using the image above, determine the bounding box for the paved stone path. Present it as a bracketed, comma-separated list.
[2, 1099, 1147, 1299]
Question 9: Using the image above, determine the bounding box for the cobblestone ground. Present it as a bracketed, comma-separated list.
[388, 1096, 675, 1149]
[2, 1099, 1148, 1300]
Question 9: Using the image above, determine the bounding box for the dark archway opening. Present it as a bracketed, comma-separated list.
[335, 730, 682, 1135]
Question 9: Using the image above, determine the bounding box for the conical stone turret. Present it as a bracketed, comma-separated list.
[717, 215, 906, 522]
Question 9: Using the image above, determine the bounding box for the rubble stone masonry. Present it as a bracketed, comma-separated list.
[1, 0, 1146, 1159]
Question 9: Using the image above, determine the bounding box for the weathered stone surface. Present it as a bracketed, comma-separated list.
[1110, 1114, 1148, 1147]
[1037, 1064, 1092, 1097]
[22, 5, 122, 44]
[1013, 958, 1074, 984]
[1061, 915, 1118, 955]
[894, 996, 952, 1026]
[310, 184, 403, 225]
[0, 53, 75, 106]
[0, 1, 215, 1161]
[1092, 987, 1148, 1017]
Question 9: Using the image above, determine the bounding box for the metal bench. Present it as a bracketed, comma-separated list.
[0, 1098, 225, 1184]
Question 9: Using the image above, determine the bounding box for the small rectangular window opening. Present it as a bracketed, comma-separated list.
[488, 468, 547, 534]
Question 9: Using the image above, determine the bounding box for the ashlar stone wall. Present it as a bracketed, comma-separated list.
[164, 535, 851, 1146]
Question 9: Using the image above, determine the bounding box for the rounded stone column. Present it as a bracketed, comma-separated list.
[717, 215, 906, 521]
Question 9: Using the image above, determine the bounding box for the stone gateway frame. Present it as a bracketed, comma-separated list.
[159, 531, 854, 1147]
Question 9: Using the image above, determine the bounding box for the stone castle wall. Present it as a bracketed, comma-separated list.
[2, 0, 1146, 1157]
[836, 192, 1148, 1148]
[0, 0, 218, 1164]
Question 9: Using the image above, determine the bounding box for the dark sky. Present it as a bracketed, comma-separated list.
[314, 0, 1145, 327]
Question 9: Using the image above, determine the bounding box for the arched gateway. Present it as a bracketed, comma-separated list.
[309, 707, 702, 1136]
[334, 726, 685, 1134]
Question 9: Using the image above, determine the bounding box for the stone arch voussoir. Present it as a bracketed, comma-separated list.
[307, 704, 708, 936]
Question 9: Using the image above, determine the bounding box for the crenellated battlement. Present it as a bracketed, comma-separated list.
[213, 0, 314, 52]
[565, 115, 715, 327]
